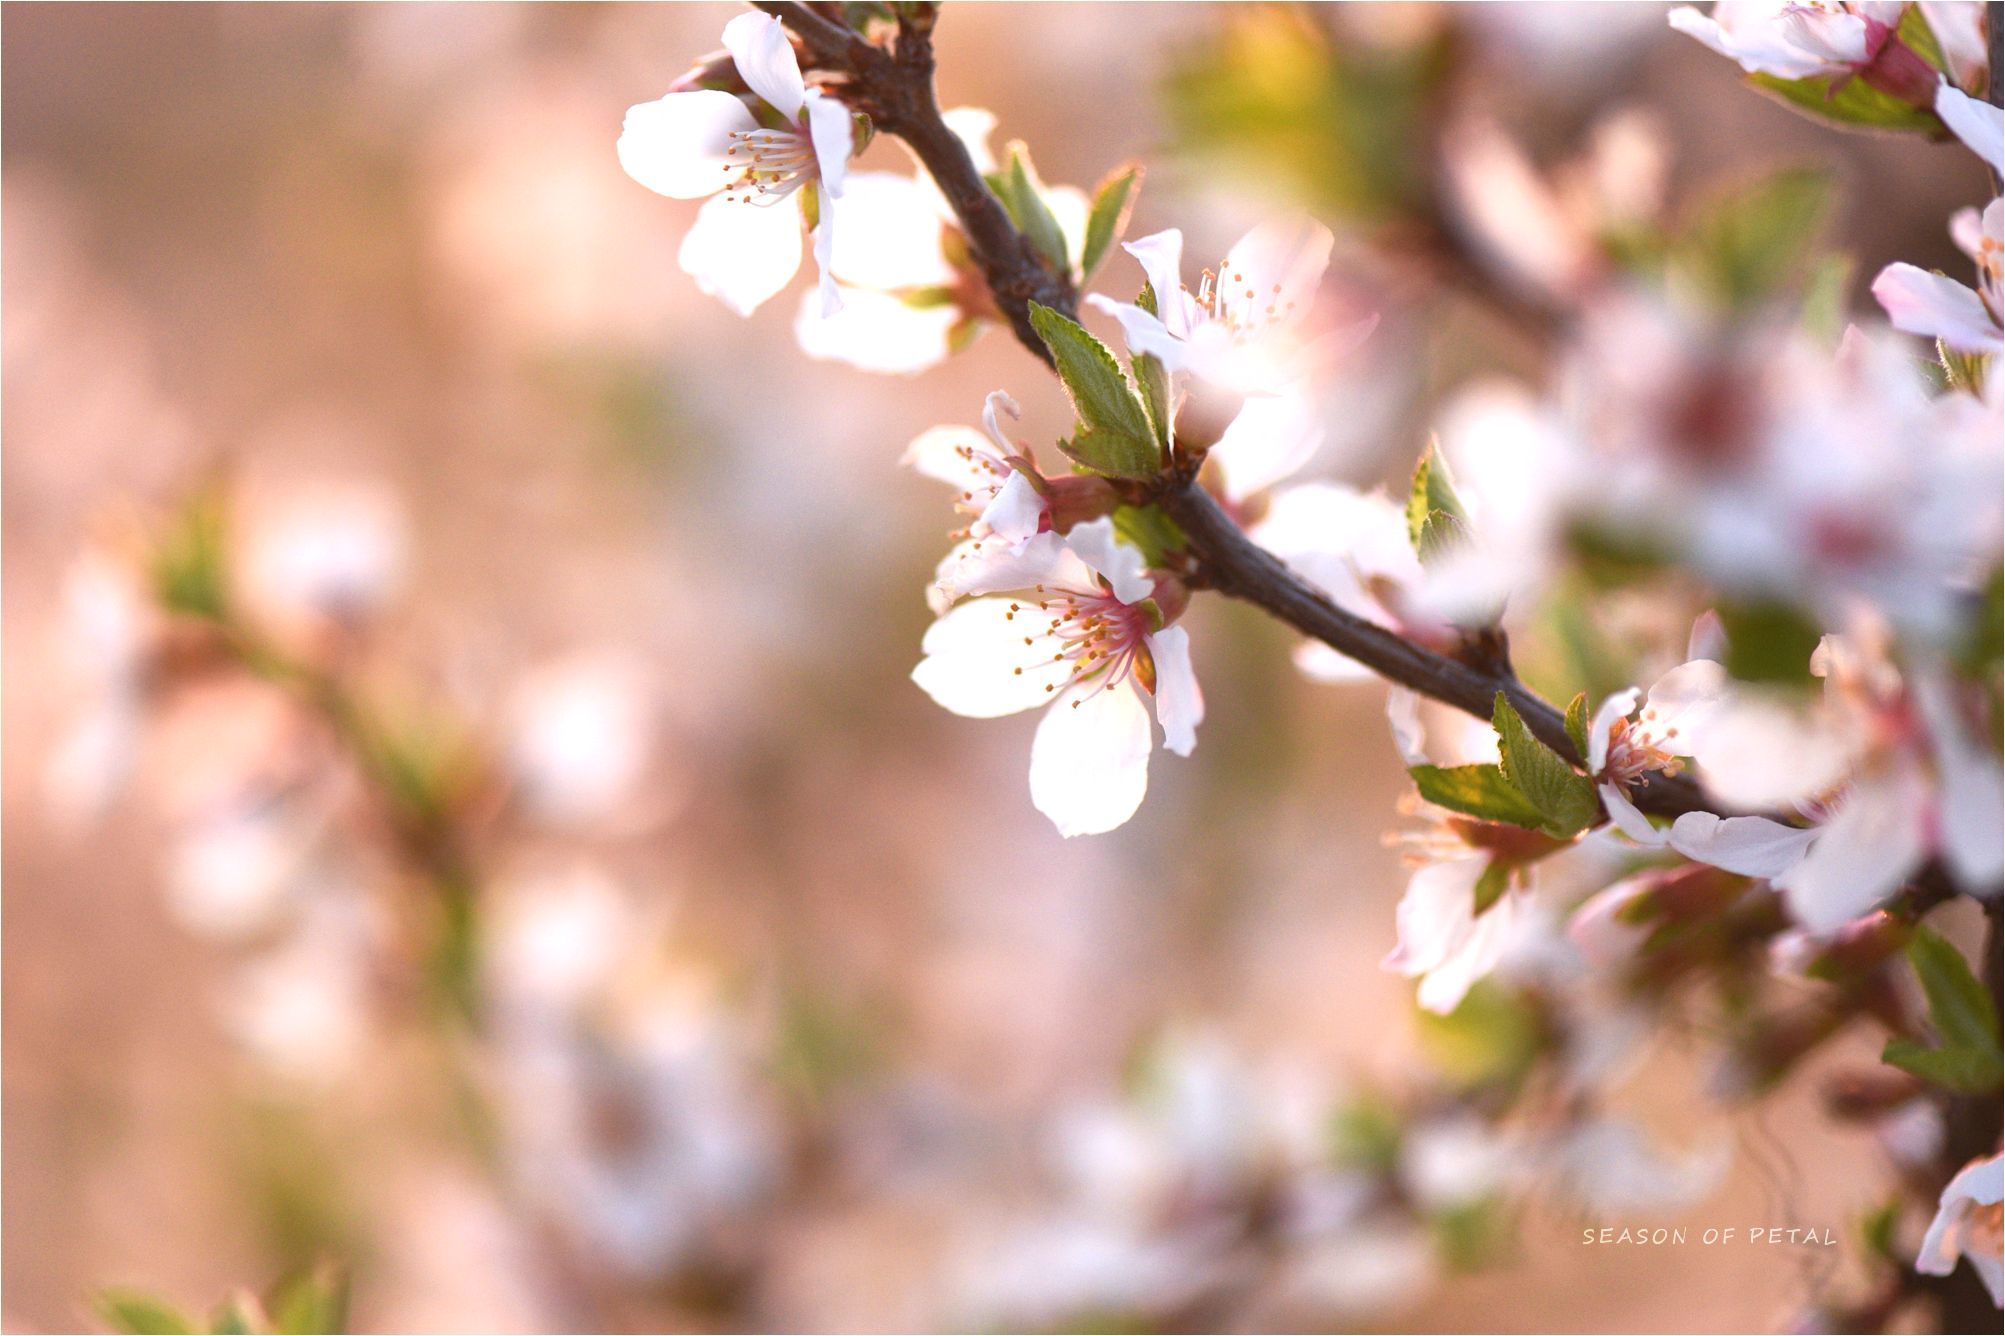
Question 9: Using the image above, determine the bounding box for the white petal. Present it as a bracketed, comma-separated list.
[1778, 774, 1928, 933]
[811, 189, 842, 316]
[1063, 517, 1153, 606]
[941, 106, 999, 173]
[795, 286, 954, 374]
[722, 11, 806, 121]
[981, 470, 1047, 546]
[1600, 782, 1665, 845]
[1293, 642, 1375, 684]
[1386, 857, 1485, 977]
[1587, 688, 1641, 775]
[823, 172, 954, 288]
[1117, 229, 1190, 335]
[1918, 3, 1991, 91]
[1937, 83, 2005, 168]
[1084, 294, 1191, 370]
[935, 531, 1085, 605]
[1914, 673, 2005, 888]
[1872, 263, 2003, 355]
[912, 597, 1071, 718]
[1386, 687, 1427, 766]
[1029, 681, 1153, 837]
[678, 192, 802, 316]
[1147, 625, 1203, 757]
[618, 91, 758, 200]
[1668, 812, 1818, 879]
[1220, 215, 1332, 326]
[803, 90, 853, 197]
[903, 424, 1000, 489]
[1209, 391, 1325, 502]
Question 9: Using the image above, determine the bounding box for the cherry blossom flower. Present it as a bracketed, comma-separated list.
[1383, 690, 1566, 1012]
[910, 519, 1202, 836]
[1086, 217, 1366, 396]
[618, 12, 853, 316]
[505, 652, 663, 826]
[1252, 483, 1428, 683]
[1689, 624, 2003, 932]
[236, 477, 406, 642]
[1584, 658, 1821, 879]
[903, 391, 1053, 612]
[1916, 1150, 2003, 1307]
[1874, 196, 2001, 354]
[1667, 2, 1920, 83]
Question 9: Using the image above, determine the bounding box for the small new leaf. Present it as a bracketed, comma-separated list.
[1563, 692, 1591, 762]
[1492, 693, 1599, 838]
[990, 142, 1070, 275]
[1081, 162, 1144, 280]
[1745, 72, 1940, 134]
[1471, 860, 1510, 915]
[1408, 764, 1548, 830]
[95, 1291, 198, 1336]
[1028, 302, 1162, 479]
[1406, 440, 1467, 555]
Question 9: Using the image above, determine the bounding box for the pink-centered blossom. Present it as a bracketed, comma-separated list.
[1667, 2, 1911, 81]
[903, 391, 1052, 613]
[1086, 218, 1366, 397]
[618, 12, 853, 316]
[910, 520, 1202, 837]
[1916, 1151, 2003, 1307]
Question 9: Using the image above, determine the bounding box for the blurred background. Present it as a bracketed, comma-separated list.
[3, 3, 1995, 1332]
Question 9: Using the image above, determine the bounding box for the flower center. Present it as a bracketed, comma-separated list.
[721, 126, 818, 205]
[1601, 711, 1685, 788]
[1187, 265, 1296, 344]
[1007, 584, 1155, 701]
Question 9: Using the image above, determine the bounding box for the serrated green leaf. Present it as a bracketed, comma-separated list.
[1028, 302, 1161, 479]
[1080, 162, 1143, 280]
[1676, 167, 1835, 310]
[991, 142, 1070, 275]
[1408, 763, 1547, 829]
[95, 1291, 198, 1336]
[1492, 693, 1598, 838]
[1406, 439, 1466, 551]
[1746, 71, 1941, 134]
[1882, 1038, 2003, 1094]
[1563, 693, 1590, 762]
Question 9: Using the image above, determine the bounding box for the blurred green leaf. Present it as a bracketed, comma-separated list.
[1432, 1195, 1513, 1271]
[1799, 253, 1856, 344]
[1857, 1198, 1902, 1264]
[1746, 71, 1941, 134]
[1492, 693, 1597, 838]
[1470, 859, 1510, 915]
[1163, 6, 1446, 224]
[208, 1294, 264, 1335]
[1717, 600, 1822, 686]
[265, 1262, 348, 1336]
[1327, 1094, 1403, 1172]
[1080, 162, 1143, 281]
[988, 141, 1070, 275]
[95, 1291, 198, 1336]
[1416, 980, 1543, 1092]
[152, 491, 233, 623]
[1408, 763, 1546, 830]
[1881, 927, 2003, 1094]
[1674, 167, 1836, 311]
[1029, 302, 1161, 479]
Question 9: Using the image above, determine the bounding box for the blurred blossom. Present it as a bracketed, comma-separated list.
[1544, 1117, 1730, 1215]
[1441, 110, 1668, 308]
[485, 870, 780, 1278]
[1667, 1, 1915, 82]
[1399, 1115, 1519, 1211]
[236, 476, 406, 639]
[505, 652, 664, 827]
[164, 789, 333, 941]
[221, 890, 383, 1082]
[44, 548, 157, 819]
[1875, 196, 2002, 355]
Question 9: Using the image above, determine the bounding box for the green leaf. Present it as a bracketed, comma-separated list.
[1405, 439, 1467, 550]
[95, 1291, 198, 1336]
[1327, 1094, 1403, 1172]
[1896, 4, 1947, 75]
[1882, 1038, 2004, 1094]
[1858, 1199, 1902, 1263]
[1799, 253, 1856, 344]
[1563, 693, 1591, 762]
[1880, 928, 2004, 1094]
[1717, 600, 1823, 685]
[1130, 285, 1174, 449]
[1416, 980, 1542, 1093]
[1408, 764, 1547, 830]
[208, 1294, 264, 1335]
[1080, 162, 1143, 280]
[1027, 302, 1161, 479]
[1939, 340, 1991, 397]
[266, 1263, 349, 1336]
[1746, 71, 1941, 135]
[1110, 504, 1185, 568]
[1675, 167, 1836, 310]
[989, 142, 1070, 275]
[152, 492, 233, 622]
[1492, 693, 1598, 838]
[1470, 859, 1511, 915]
[1909, 927, 2002, 1053]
